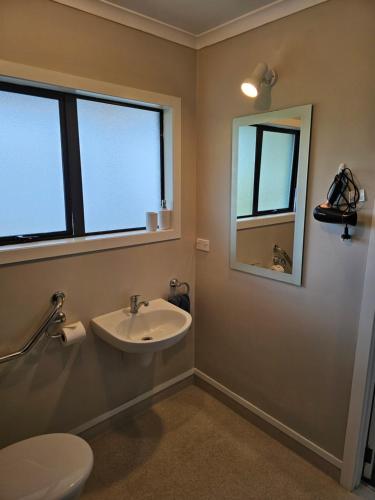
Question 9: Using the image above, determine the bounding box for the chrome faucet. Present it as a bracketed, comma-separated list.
[130, 295, 149, 314]
[272, 244, 293, 274]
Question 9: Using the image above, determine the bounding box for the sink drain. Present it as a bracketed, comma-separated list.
[141, 336, 153, 341]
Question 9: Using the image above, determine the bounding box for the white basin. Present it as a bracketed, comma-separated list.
[91, 298, 192, 353]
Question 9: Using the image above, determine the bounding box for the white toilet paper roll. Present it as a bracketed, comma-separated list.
[146, 212, 158, 231]
[60, 321, 86, 346]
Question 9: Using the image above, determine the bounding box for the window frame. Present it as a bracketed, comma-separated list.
[0, 81, 166, 246]
[0, 82, 74, 245]
[237, 124, 300, 220]
[73, 93, 165, 237]
[0, 61, 181, 266]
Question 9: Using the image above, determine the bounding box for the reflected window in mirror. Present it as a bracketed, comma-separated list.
[231, 106, 312, 286]
[237, 124, 300, 219]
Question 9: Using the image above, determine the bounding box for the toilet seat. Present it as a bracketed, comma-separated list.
[0, 433, 93, 500]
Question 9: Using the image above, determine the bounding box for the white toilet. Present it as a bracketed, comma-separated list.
[0, 433, 93, 500]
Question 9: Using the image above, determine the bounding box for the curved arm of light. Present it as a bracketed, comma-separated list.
[241, 62, 278, 98]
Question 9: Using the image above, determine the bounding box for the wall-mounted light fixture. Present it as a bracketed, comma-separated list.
[241, 62, 278, 98]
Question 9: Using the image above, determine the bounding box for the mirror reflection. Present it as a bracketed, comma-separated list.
[231, 106, 312, 285]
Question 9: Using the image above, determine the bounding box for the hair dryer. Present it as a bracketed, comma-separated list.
[313, 164, 359, 240]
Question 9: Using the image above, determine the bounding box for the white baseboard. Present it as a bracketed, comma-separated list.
[194, 368, 343, 470]
[69, 365, 343, 471]
[70, 368, 194, 435]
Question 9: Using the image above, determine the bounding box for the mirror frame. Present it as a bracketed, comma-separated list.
[230, 104, 312, 286]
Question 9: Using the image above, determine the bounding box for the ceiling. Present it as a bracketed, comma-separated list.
[53, 0, 328, 49]
[107, 0, 277, 35]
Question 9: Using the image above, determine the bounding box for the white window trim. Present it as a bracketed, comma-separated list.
[237, 212, 295, 231]
[0, 60, 181, 265]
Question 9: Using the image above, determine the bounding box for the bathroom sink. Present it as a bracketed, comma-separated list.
[91, 299, 192, 354]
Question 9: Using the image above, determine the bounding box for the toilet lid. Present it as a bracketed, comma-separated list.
[0, 433, 93, 500]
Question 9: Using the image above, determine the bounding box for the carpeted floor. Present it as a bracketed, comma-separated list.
[82, 385, 363, 499]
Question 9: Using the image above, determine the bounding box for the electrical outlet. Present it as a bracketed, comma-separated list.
[196, 238, 210, 252]
[359, 188, 366, 202]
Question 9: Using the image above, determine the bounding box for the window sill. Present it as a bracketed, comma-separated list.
[0, 228, 180, 265]
[237, 212, 295, 230]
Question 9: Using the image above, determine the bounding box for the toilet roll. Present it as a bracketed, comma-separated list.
[60, 321, 86, 346]
[146, 211, 158, 231]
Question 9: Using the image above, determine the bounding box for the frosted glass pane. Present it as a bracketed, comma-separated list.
[0, 90, 67, 238]
[237, 126, 256, 217]
[77, 99, 161, 233]
[258, 131, 294, 212]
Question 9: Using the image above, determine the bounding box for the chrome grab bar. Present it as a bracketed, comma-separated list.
[0, 291, 66, 364]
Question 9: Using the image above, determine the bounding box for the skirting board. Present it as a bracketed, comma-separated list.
[70, 368, 194, 435]
[194, 369, 343, 470]
[69, 365, 342, 471]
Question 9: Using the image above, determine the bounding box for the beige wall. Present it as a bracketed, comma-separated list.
[0, 0, 196, 447]
[1, 0, 374, 466]
[237, 222, 295, 267]
[196, 0, 375, 459]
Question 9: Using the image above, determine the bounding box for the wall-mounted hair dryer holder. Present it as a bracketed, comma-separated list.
[313, 164, 360, 241]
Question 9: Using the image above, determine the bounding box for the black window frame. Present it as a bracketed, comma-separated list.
[0, 82, 165, 246]
[237, 124, 300, 219]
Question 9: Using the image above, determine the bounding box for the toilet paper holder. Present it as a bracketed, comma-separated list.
[169, 278, 190, 295]
[0, 291, 67, 364]
[47, 311, 67, 340]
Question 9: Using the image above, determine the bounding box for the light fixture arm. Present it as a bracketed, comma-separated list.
[263, 67, 278, 87]
[241, 62, 278, 98]
[253, 62, 277, 87]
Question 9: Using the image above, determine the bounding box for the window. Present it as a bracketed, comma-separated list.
[77, 99, 163, 234]
[237, 124, 300, 219]
[0, 86, 69, 242]
[0, 82, 164, 246]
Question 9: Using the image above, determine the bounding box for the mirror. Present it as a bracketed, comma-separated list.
[230, 105, 312, 286]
